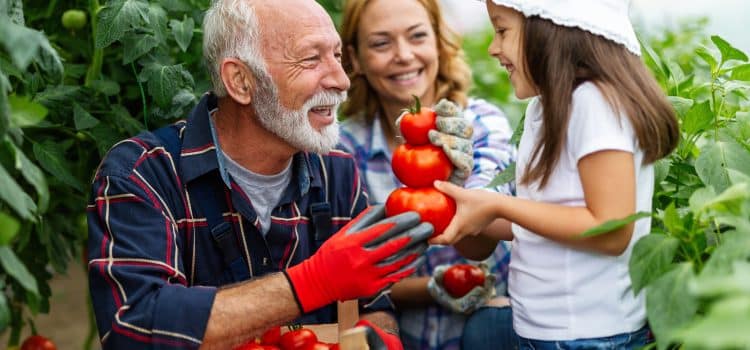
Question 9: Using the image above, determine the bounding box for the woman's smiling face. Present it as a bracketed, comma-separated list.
[349, 0, 439, 107]
[486, 2, 537, 99]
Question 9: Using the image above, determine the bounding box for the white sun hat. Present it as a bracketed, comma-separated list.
[483, 0, 641, 56]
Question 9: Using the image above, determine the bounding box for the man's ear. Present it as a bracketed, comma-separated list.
[219, 58, 254, 105]
[347, 45, 362, 76]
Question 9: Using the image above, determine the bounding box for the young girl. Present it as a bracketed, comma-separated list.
[430, 0, 680, 348]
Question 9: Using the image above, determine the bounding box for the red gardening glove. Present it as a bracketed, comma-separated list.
[285, 205, 432, 313]
[355, 319, 403, 350]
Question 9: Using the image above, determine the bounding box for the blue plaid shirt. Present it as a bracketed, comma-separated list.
[338, 98, 516, 350]
[87, 93, 378, 349]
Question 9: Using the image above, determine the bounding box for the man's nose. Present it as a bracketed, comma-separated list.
[322, 57, 351, 92]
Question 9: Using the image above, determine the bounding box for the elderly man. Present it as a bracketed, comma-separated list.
[86, 0, 432, 349]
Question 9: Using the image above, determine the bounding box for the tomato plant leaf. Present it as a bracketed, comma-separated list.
[682, 101, 712, 136]
[0, 20, 46, 70]
[0, 212, 20, 245]
[143, 63, 194, 107]
[711, 35, 749, 64]
[32, 141, 84, 192]
[170, 17, 194, 52]
[0, 163, 37, 220]
[0, 246, 39, 295]
[95, 0, 150, 49]
[629, 233, 680, 294]
[0, 289, 9, 332]
[701, 231, 750, 277]
[8, 94, 48, 127]
[485, 162, 515, 189]
[646, 263, 698, 350]
[580, 212, 651, 237]
[673, 294, 750, 349]
[667, 96, 693, 118]
[695, 46, 718, 73]
[730, 63, 750, 81]
[12, 142, 50, 212]
[696, 140, 750, 193]
[73, 102, 100, 130]
[122, 33, 159, 65]
[90, 79, 121, 97]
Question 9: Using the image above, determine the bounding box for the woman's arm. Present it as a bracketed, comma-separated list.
[432, 150, 637, 256]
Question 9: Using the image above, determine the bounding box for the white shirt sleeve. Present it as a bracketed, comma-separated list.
[567, 82, 636, 163]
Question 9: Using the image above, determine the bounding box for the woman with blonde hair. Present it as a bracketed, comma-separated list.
[338, 0, 517, 348]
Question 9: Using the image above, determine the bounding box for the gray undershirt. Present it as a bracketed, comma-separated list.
[222, 154, 292, 235]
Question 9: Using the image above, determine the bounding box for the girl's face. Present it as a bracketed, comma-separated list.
[349, 0, 439, 107]
[486, 2, 537, 99]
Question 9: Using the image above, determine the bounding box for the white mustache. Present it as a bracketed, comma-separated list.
[303, 90, 347, 112]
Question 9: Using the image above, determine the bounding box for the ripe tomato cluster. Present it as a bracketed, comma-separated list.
[385, 99, 456, 237]
[20, 335, 57, 350]
[234, 325, 339, 350]
[443, 264, 486, 298]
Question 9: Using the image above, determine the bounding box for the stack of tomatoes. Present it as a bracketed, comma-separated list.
[385, 99, 456, 237]
[234, 325, 339, 350]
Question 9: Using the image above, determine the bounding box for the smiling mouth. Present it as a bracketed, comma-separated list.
[390, 69, 423, 82]
[310, 105, 334, 116]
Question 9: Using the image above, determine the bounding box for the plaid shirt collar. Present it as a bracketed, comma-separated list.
[364, 113, 392, 161]
[179, 93, 322, 202]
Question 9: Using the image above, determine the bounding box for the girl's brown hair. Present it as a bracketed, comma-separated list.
[339, 0, 471, 120]
[520, 16, 680, 188]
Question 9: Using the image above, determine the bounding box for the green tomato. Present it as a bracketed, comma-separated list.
[62, 9, 87, 30]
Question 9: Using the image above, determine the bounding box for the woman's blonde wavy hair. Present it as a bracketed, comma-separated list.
[339, 0, 471, 121]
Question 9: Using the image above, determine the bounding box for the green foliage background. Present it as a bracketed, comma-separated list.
[0, 0, 749, 349]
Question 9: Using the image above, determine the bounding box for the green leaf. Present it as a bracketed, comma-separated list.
[95, 0, 150, 49]
[169, 16, 194, 52]
[695, 140, 750, 193]
[730, 63, 750, 81]
[32, 141, 84, 192]
[0, 290, 9, 332]
[682, 101, 712, 136]
[661, 202, 683, 234]
[8, 94, 48, 127]
[688, 187, 716, 214]
[646, 263, 698, 350]
[711, 35, 749, 63]
[702, 231, 750, 278]
[90, 79, 121, 96]
[0, 163, 37, 220]
[143, 63, 193, 106]
[693, 182, 750, 215]
[0, 20, 45, 70]
[0, 246, 39, 295]
[674, 295, 750, 350]
[509, 115, 524, 146]
[695, 46, 718, 72]
[667, 96, 693, 118]
[691, 261, 750, 298]
[654, 158, 671, 188]
[0, 73, 10, 135]
[122, 33, 159, 64]
[629, 233, 680, 294]
[35, 39, 64, 83]
[485, 162, 515, 189]
[0, 212, 20, 245]
[11, 142, 50, 212]
[580, 212, 651, 237]
[73, 103, 100, 130]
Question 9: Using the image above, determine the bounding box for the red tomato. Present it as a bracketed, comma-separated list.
[279, 327, 317, 350]
[385, 187, 456, 237]
[260, 326, 281, 345]
[391, 144, 452, 188]
[20, 335, 57, 350]
[443, 264, 486, 298]
[328, 344, 340, 350]
[399, 106, 437, 145]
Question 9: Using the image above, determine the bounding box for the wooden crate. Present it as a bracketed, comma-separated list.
[280, 300, 369, 348]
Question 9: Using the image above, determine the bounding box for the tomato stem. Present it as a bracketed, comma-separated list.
[411, 94, 421, 114]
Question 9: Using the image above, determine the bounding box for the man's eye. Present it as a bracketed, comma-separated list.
[305, 55, 320, 62]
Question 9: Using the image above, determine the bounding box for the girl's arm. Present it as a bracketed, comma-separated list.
[432, 150, 637, 256]
[453, 219, 512, 260]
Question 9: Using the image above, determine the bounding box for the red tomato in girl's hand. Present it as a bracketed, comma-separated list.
[399, 106, 437, 145]
[443, 264, 486, 298]
[385, 187, 456, 237]
[260, 326, 281, 345]
[279, 327, 317, 350]
[391, 144, 452, 188]
[20, 335, 57, 350]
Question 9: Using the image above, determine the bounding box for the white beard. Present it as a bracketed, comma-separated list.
[251, 67, 345, 154]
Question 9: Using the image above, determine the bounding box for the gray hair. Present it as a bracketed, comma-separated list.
[202, 0, 266, 97]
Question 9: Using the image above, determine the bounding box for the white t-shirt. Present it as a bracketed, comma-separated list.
[509, 82, 651, 340]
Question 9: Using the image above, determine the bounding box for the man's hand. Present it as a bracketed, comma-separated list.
[428, 99, 474, 186]
[285, 205, 433, 313]
[427, 262, 496, 314]
[355, 319, 403, 350]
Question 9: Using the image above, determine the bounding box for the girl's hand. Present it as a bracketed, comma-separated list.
[429, 181, 502, 245]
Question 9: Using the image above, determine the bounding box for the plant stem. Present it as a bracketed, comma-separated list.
[85, 0, 103, 87]
[132, 62, 148, 128]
